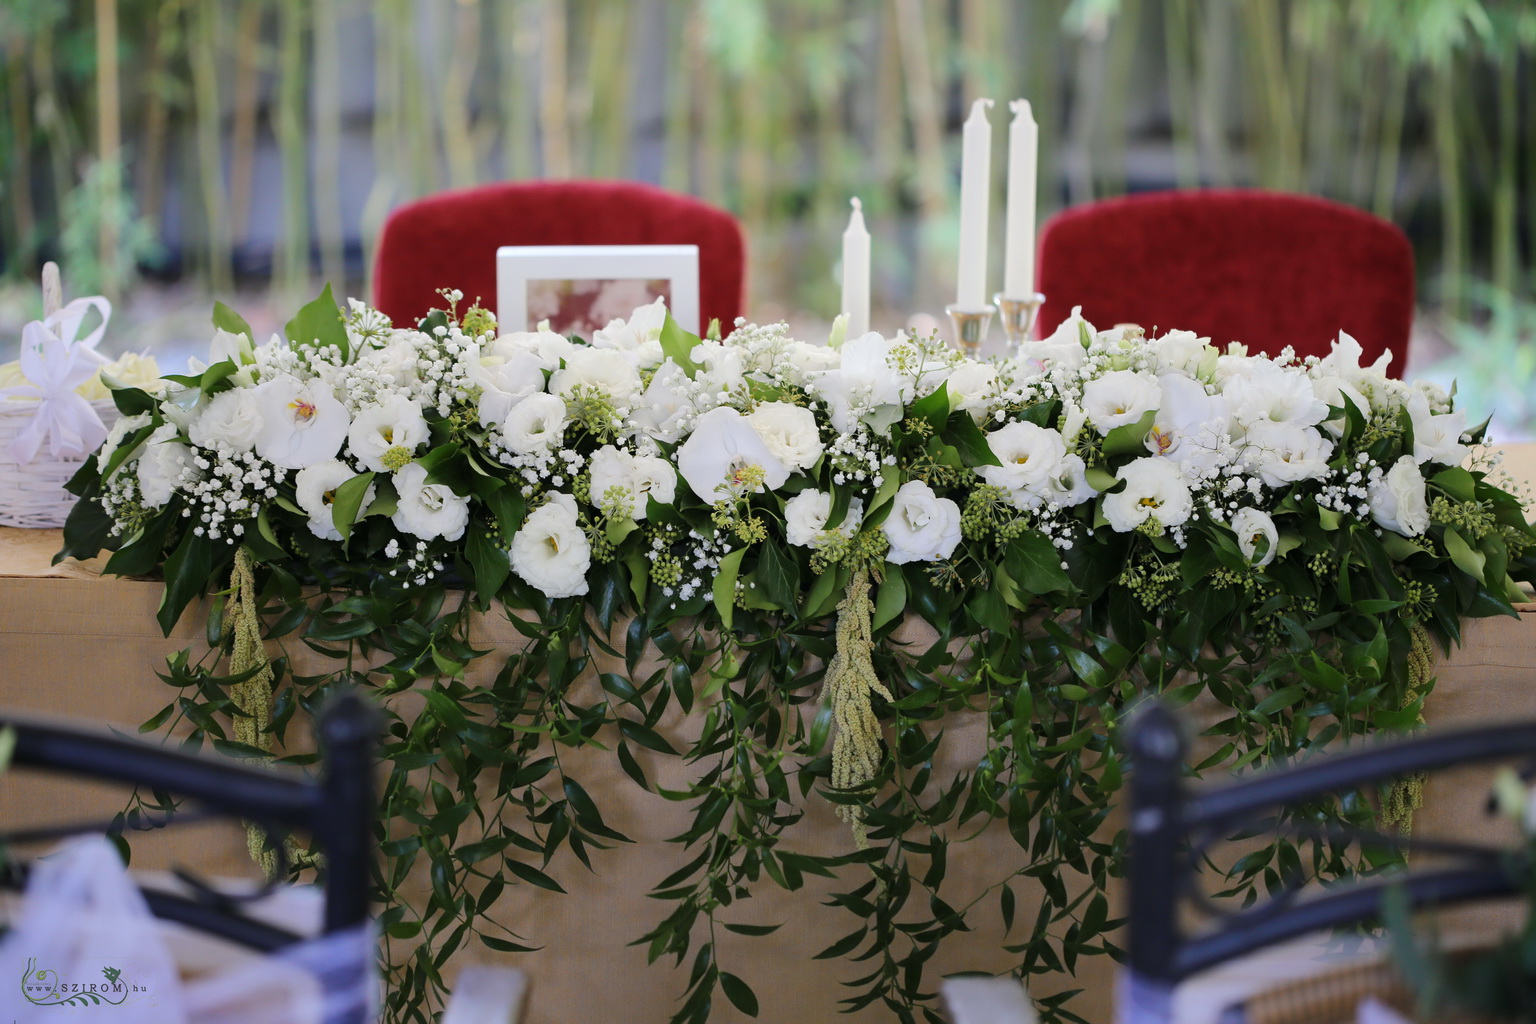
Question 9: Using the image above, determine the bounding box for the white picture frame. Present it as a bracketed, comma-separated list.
[495, 244, 701, 337]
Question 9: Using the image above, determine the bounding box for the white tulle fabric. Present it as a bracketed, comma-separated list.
[0, 297, 114, 463]
[0, 837, 376, 1024]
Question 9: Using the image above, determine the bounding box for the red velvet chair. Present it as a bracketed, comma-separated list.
[1036, 190, 1414, 373]
[372, 180, 746, 333]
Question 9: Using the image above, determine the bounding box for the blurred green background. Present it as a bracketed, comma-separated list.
[1, 0, 1533, 431]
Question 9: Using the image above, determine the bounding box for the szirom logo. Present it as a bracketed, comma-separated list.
[20, 958, 148, 1007]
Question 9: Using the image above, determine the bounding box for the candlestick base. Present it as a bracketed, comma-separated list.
[994, 292, 1045, 351]
[945, 303, 996, 357]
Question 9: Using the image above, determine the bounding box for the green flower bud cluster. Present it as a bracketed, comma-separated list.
[1118, 558, 1181, 610]
[1430, 496, 1496, 540]
[459, 302, 497, 340]
[961, 484, 1030, 546]
[380, 445, 414, 472]
[810, 526, 890, 576]
[711, 499, 767, 546]
[1401, 577, 1438, 621]
[903, 451, 968, 491]
[566, 384, 623, 443]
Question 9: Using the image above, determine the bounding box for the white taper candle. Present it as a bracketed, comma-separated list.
[955, 98, 994, 309]
[841, 197, 871, 338]
[1003, 99, 1038, 299]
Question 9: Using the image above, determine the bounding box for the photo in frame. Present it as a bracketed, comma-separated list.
[495, 245, 701, 337]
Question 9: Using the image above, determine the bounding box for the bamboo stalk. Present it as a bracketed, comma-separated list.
[95, 0, 123, 294]
[442, 0, 482, 188]
[1165, 0, 1199, 188]
[498, 0, 536, 180]
[661, 0, 693, 191]
[6, 45, 36, 266]
[1247, 1, 1299, 191]
[313, 0, 345, 290]
[1372, 55, 1408, 222]
[1196, 0, 1233, 188]
[275, 0, 310, 294]
[362, 0, 403, 299]
[229, 0, 263, 250]
[1492, 46, 1518, 300]
[138, 2, 172, 229]
[1349, 48, 1385, 207]
[34, 22, 80, 242]
[892, 0, 947, 224]
[592, 2, 632, 180]
[191, 1, 232, 294]
[1433, 58, 1465, 320]
[1066, 23, 1108, 204]
[694, 7, 725, 205]
[1097, 1, 1138, 198]
[538, 0, 571, 177]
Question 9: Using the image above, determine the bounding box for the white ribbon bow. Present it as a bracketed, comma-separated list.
[0, 297, 115, 463]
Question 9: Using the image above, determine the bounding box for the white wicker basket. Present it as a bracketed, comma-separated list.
[0, 398, 119, 529]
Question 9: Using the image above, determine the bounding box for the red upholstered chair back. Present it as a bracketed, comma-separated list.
[372, 180, 746, 333]
[1036, 190, 1414, 374]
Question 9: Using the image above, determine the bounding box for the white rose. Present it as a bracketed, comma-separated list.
[1230, 507, 1279, 567]
[1241, 421, 1334, 488]
[1081, 370, 1161, 435]
[549, 347, 642, 404]
[593, 296, 668, 351]
[188, 388, 264, 452]
[882, 480, 962, 565]
[209, 327, 255, 367]
[510, 492, 591, 598]
[390, 462, 470, 542]
[97, 412, 152, 477]
[1406, 389, 1469, 467]
[944, 361, 998, 419]
[251, 376, 350, 470]
[1369, 455, 1430, 536]
[784, 490, 865, 548]
[676, 406, 791, 503]
[85, 351, 163, 400]
[587, 445, 676, 519]
[1152, 329, 1212, 377]
[978, 421, 1068, 510]
[781, 342, 841, 387]
[470, 349, 548, 427]
[748, 401, 823, 471]
[1102, 457, 1194, 533]
[295, 460, 376, 542]
[491, 329, 573, 370]
[501, 393, 567, 455]
[136, 423, 200, 508]
[347, 395, 430, 472]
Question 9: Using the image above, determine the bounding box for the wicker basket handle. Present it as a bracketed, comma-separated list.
[41, 262, 62, 318]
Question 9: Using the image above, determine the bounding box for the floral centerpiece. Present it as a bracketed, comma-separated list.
[59, 286, 1536, 1023]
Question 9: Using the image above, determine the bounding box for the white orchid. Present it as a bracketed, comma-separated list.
[676, 406, 790, 503]
[250, 376, 350, 470]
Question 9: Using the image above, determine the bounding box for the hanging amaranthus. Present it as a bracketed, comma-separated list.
[225, 545, 279, 872]
[819, 568, 893, 847]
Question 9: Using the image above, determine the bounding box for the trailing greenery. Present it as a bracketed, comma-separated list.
[57, 289, 1536, 1024]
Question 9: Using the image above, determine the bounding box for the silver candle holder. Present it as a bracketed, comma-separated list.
[993, 291, 1045, 350]
[945, 303, 996, 357]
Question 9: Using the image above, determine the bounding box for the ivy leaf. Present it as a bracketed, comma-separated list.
[212, 300, 253, 341]
[712, 548, 746, 630]
[659, 312, 701, 378]
[330, 471, 376, 542]
[285, 283, 349, 362]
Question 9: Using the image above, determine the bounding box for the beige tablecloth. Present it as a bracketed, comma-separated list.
[3, 513, 1535, 1023]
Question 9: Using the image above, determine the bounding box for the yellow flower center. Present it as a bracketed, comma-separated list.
[289, 399, 317, 421]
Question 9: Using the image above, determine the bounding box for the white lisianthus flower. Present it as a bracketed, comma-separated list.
[1043, 453, 1097, 508]
[587, 445, 677, 519]
[493, 328, 574, 369]
[188, 388, 264, 452]
[501, 393, 567, 455]
[209, 327, 255, 367]
[676, 406, 791, 502]
[549, 347, 642, 403]
[1315, 330, 1394, 391]
[347, 395, 430, 472]
[781, 341, 841, 386]
[811, 332, 906, 434]
[469, 348, 549, 427]
[295, 460, 376, 542]
[748, 401, 823, 470]
[510, 492, 591, 599]
[1224, 361, 1329, 430]
[882, 480, 962, 564]
[784, 490, 866, 549]
[1241, 421, 1334, 488]
[630, 360, 694, 445]
[1081, 369, 1161, 435]
[136, 423, 200, 508]
[390, 462, 470, 542]
[978, 421, 1068, 510]
[1311, 373, 1372, 439]
[944, 361, 999, 419]
[691, 340, 747, 398]
[1016, 306, 1092, 376]
[1102, 457, 1194, 533]
[1369, 456, 1430, 536]
[97, 412, 152, 476]
[1406, 389, 1469, 467]
[1230, 507, 1279, 567]
[1145, 374, 1231, 478]
[251, 377, 350, 470]
[593, 296, 668, 352]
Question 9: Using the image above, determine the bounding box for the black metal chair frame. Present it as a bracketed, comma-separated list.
[0, 689, 376, 952]
[1126, 700, 1536, 987]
